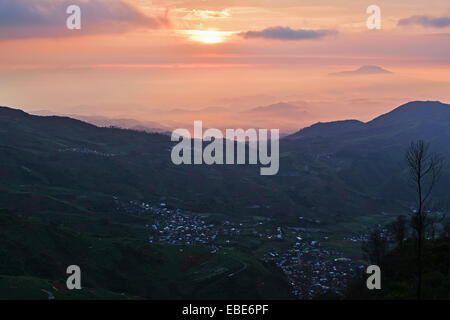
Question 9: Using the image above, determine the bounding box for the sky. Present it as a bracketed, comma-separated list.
[1, 0, 450, 132]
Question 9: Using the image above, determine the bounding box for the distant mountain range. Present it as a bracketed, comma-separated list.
[1, 100, 450, 299]
[288, 101, 450, 153]
[1, 101, 449, 227]
[30, 101, 314, 135]
[243, 102, 311, 118]
[290, 100, 450, 139]
[30, 110, 171, 134]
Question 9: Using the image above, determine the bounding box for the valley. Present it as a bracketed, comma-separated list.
[1, 101, 450, 299]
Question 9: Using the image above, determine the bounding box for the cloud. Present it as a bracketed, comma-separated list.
[398, 15, 450, 28]
[0, 0, 169, 40]
[240, 26, 337, 40]
[182, 9, 230, 20]
[330, 65, 392, 76]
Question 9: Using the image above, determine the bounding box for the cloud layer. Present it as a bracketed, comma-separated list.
[240, 26, 337, 40]
[398, 15, 450, 28]
[0, 0, 169, 40]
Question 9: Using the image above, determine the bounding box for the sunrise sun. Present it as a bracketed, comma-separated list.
[183, 30, 234, 44]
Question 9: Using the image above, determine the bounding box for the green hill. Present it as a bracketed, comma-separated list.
[1, 101, 450, 299]
[2, 101, 450, 234]
[0, 210, 293, 300]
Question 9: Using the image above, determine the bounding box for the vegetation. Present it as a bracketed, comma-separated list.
[0, 209, 293, 300]
[1, 101, 450, 299]
[347, 140, 448, 299]
[2, 101, 450, 233]
[346, 237, 449, 300]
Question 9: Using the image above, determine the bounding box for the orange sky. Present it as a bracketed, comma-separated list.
[1, 0, 450, 132]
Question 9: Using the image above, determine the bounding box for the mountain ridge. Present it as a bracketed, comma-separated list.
[288, 100, 450, 139]
[1, 100, 449, 225]
[5, 100, 450, 139]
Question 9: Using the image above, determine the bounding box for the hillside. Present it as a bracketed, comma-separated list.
[1, 101, 450, 233]
[0, 105, 284, 224]
[0, 210, 293, 300]
[345, 238, 450, 300]
[1, 101, 450, 299]
[284, 101, 450, 203]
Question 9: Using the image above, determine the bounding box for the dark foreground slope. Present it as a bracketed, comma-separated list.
[345, 238, 450, 300]
[0, 210, 292, 300]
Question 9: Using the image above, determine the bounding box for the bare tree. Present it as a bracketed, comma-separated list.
[405, 140, 443, 300]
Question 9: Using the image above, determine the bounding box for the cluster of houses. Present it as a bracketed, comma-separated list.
[343, 233, 369, 243]
[269, 240, 364, 299]
[148, 210, 218, 245]
[114, 198, 219, 244]
[58, 147, 117, 157]
[114, 197, 365, 299]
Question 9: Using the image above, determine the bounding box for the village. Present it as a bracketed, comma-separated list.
[114, 197, 366, 299]
[269, 241, 364, 299]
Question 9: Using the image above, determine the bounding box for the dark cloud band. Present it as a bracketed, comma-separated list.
[240, 26, 337, 40]
[398, 15, 450, 28]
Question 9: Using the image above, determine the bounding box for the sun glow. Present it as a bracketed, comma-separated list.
[183, 30, 234, 44]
